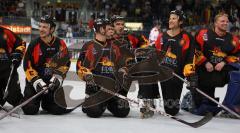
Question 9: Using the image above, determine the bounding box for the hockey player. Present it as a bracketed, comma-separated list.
[193, 12, 240, 115]
[110, 15, 156, 118]
[0, 26, 25, 107]
[110, 15, 149, 50]
[22, 15, 73, 115]
[76, 18, 130, 118]
[152, 10, 196, 116]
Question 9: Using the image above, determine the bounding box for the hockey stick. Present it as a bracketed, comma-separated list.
[0, 87, 48, 120]
[172, 72, 240, 119]
[0, 105, 20, 118]
[96, 81, 213, 128]
[2, 64, 16, 100]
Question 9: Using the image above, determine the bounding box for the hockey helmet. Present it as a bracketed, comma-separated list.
[93, 18, 111, 32]
[169, 10, 186, 21]
[40, 15, 56, 28]
[110, 15, 124, 24]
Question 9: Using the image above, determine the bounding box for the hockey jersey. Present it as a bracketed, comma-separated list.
[195, 28, 240, 66]
[0, 26, 26, 74]
[24, 37, 70, 83]
[155, 31, 195, 75]
[77, 39, 123, 80]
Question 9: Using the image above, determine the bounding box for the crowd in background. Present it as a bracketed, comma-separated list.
[0, 0, 26, 17]
[0, 0, 239, 38]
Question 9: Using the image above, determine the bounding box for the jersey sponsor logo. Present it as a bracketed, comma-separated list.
[102, 48, 110, 51]
[168, 38, 176, 42]
[99, 56, 114, 74]
[215, 37, 225, 41]
[46, 47, 56, 51]
[101, 66, 114, 74]
[210, 56, 224, 64]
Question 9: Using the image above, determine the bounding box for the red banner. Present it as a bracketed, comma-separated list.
[0, 25, 32, 34]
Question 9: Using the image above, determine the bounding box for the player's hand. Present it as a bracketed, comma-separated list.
[205, 62, 214, 72]
[49, 74, 63, 91]
[215, 61, 225, 71]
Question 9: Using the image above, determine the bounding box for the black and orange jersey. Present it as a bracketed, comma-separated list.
[112, 33, 149, 50]
[24, 37, 69, 83]
[195, 28, 240, 66]
[155, 30, 195, 75]
[0, 26, 26, 72]
[76, 39, 123, 80]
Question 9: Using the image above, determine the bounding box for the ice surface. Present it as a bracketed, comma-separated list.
[0, 62, 239, 133]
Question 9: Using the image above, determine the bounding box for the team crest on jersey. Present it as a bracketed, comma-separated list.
[211, 47, 226, 57]
[203, 33, 208, 41]
[165, 47, 177, 59]
[161, 47, 177, 67]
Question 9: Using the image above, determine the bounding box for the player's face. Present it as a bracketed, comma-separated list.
[215, 16, 229, 32]
[105, 25, 114, 38]
[113, 20, 125, 35]
[168, 14, 181, 29]
[39, 22, 51, 38]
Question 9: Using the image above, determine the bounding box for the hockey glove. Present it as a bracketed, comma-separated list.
[33, 78, 47, 93]
[183, 64, 195, 77]
[186, 74, 198, 91]
[11, 52, 23, 68]
[49, 74, 63, 91]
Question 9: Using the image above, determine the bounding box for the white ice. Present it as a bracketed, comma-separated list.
[0, 62, 239, 133]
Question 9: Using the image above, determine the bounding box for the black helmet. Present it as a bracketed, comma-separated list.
[169, 10, 186, 21]
[93, 18, 111, 32]
[40, 15, 56, 28]
[110, 15, 124, 24]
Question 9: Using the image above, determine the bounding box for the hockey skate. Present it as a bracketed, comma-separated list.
[140, 99, 155, 119]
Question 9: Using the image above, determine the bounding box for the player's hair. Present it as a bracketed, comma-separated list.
[214, 12, 228, 23]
